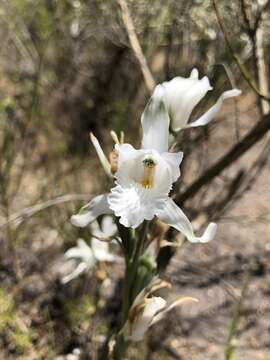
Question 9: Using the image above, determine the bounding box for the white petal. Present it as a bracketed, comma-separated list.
[108, 185, 158, 228]
[71, 194, 112, 227]
[150, 297, 198, 326]
[100, 216, 117, 237]
[161, 151, 183, 183]
[115, 144, 145, 187]
[162, 69, 212, 131]
[61, 262, 89, 284]
[65, 239, 95, 266]
[116, 147, 175, 195]
[91, 238, 116, 262]
[90, 132, 112, 177]
[141, 84, 170, 153]
[156, 198, 217, 243]
[132, 277, 169, 308]
[90, 216, 117, 239]
[108, 185, 166, 229]
[125, 297, 166, 342]
[190, 68, 199, 79]
[185, 89, 242, 128]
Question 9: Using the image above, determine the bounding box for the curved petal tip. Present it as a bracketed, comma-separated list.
[199, 222, 217, 243]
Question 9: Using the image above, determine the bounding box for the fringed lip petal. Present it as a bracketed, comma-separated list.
[71, 194, 112, 227]
[184, 89, 242, 129]
[155, 198, 217, 243]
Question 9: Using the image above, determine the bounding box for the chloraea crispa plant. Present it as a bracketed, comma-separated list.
[69, 69, 241, 358]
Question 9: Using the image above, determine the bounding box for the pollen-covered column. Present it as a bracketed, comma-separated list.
[141, 157, 156, 189]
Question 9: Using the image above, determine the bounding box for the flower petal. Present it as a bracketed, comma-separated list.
[162, 69, 212, 131]
[100, 216, 117, 237]
[65, 239, 95, 264]
[161, 151, 183, 183]
[124, 297, 166, 342]
[115, 144, 145, 187]
[116, 146, 176, 195]
[71, 194, 112, 227]
[91, 238, 116, 262]
[156, 198, 217, 243]
[91, 216, 117, 239]
[185, 89, 242, 128]
[90, 132, 112, 177]
[108, 185, 161, 228]
[150, 296, 198, 326]
[61, 262, 89, 284]
[141, 84, 170, 153]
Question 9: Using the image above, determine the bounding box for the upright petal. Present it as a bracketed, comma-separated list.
[162, 69, 212, 131]
[156, 198, 217, 243]
[71, 194, 112, 227]
[90, 133, 112, 177]
[185, 89, 242, 128]
[141, 84, 170, 153]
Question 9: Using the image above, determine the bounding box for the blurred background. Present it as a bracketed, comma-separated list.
[0, 0, 269, 359]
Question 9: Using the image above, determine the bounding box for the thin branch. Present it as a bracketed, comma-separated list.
[174, 113, 270, 205]
[117, 0, 156, 93]
[0, 193, 90, 228]
[240, 0, 253, 37]
[213, 0, 270, 101]
[254, 0, 270, 32]
[255, 0, 270, 114]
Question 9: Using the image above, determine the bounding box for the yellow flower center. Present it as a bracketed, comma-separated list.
[141, 157, 156, 189]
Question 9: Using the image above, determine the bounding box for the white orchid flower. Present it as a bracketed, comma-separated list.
[122, 278, 197, 342]
[159, 68, 241, 131]
[62, 217, 117, 283]
[71, 73, 219, 243]
[61, 238, 95, 284]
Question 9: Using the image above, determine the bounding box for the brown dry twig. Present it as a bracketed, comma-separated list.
[0, 193, 90, 228]
[117, 0, 156, 93]
[213, 0, 270, 101]
[254, 0, 270, 31]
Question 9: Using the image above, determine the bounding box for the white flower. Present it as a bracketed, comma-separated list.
[62, 217, 117, 283]
[61, 238, 95, 284]
[71, 72, 219, 243]
[122, 278, 197, 342]
[107, 86, 183, 229]
[159, 68, 241, 131]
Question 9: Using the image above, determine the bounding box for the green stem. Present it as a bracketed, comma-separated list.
[113, 221, 149, 359]
[122, 221, 149, 321]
